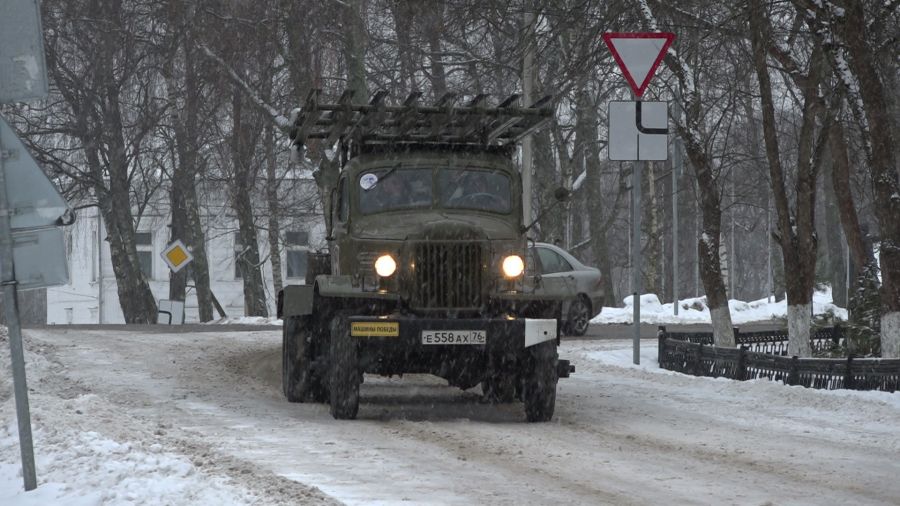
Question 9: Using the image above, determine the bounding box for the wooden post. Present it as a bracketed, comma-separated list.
[845, 354, 855, 390]
[657, 326, 667, 367]
[788, 356, 800, 386]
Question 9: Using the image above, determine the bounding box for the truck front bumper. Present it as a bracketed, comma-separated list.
[348, 315, 558, 350]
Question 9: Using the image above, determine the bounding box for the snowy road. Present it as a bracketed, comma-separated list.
[3, 326, 900, 505]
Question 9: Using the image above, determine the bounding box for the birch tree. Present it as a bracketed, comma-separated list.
[750, 0, 832, 356]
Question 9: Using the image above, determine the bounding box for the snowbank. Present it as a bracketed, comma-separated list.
[206, 316, 283, 326]
[0, 417, 258, 506]
[593, 287, 847, 325]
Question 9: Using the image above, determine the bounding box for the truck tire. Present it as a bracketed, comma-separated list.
[329, 312, 360, 419]
[481, 374, 516, 403]
[523, 341, 559, 422]
[283, 316, 308, 402]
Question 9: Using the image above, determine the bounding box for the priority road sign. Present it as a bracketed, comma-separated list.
[161, 239, 194, 273]
[608, 101, 668, 161]
[602, 32, 675, 98]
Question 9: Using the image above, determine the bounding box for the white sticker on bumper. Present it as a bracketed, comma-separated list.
[524, 319, 557, 347]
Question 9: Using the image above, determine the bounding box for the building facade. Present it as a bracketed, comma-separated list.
[47, 181, 325, 324]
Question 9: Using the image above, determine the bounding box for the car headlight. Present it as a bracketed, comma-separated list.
[374, 254, 397, 277]
[501, 255, 524, 278]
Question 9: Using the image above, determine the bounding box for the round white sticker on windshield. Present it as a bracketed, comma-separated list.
[360, 173, 378, 190]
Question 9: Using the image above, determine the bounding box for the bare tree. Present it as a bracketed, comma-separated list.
[795, 0, 900, 357]
[638, 0, 735, 346]
[750, 0, 832, 356]
[39, 0, 162, 323]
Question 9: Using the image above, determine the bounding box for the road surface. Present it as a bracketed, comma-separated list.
[3, 325, 898, 505]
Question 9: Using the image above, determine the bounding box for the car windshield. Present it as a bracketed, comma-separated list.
[358, 168, 433, 214]
[437, 168, 511, 213]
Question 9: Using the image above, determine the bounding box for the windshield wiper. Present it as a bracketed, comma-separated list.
[365, 163, 401, 191]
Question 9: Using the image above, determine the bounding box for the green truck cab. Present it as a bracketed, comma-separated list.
[277, 91, 573, 421]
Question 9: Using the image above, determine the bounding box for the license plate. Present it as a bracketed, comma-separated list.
[421, 330, 486, 345]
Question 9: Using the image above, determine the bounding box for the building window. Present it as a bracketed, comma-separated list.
[136, 231, 153, 279]
[285, 230, 309, 280]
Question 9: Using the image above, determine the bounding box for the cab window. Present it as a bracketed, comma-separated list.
[438, 168, 511, 214]
[358, 168, 433, 214]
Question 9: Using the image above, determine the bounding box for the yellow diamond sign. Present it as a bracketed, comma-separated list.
[161, 239, 193, 273]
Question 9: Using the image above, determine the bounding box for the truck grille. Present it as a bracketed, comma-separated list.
[414, 242, 483, 308]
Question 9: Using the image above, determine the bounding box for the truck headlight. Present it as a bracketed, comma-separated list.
[374, 254, 397, 277]
[501, 255, 524, 278]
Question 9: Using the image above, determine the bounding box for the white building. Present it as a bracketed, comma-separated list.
[47, 181, 325, 324]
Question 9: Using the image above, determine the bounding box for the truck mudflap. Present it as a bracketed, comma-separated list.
[347, 315, 557, 350]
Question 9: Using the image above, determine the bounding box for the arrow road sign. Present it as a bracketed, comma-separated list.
[602, 32, 675, 97]
[609, 101, 669, 161]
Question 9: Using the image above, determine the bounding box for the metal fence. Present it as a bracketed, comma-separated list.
[657, 327, 900, 393]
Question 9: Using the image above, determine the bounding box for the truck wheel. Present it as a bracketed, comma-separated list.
[329, 312, 360, 419]
[523, 341, 559, 422]
[283, 316, 315, 402]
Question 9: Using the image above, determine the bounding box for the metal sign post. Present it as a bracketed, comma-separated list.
[1, 0, 67, 490]
[0, 146, 37, 491]
[632, 155, 643, 365]
[603, 32, 676, 365]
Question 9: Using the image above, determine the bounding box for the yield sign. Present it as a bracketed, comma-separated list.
[602, 32, 675, 97]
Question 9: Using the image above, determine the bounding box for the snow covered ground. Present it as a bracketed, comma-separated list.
[2, 325, 899, 505]
[593, 287, 848, 325]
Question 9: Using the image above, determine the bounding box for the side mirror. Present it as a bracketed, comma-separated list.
[553, 187, 570, 203]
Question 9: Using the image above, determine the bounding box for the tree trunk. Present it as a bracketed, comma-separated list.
[88, 145, 158, 323]
[344, 0, 368, 103]
[265, 125, 284, 295]
[423, 2, 447, 98]
[823, 160, 847, 307]
[163, 7, 214, 321]
[751, 0, 824, 356]
[230, 85, 268, 317]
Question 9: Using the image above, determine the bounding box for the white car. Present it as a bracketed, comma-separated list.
[531, 242, 604, 336]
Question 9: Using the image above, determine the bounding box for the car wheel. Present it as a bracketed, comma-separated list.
[566, 296, 591, 336]
[523, 341, 558, 422]
[329, 311, 360, 419]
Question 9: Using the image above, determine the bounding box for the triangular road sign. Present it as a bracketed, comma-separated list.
[602, 32, 675, 97]
[0, 115, 71, 229]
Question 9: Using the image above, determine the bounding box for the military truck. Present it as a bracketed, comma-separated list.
[277, 90, 574, 422]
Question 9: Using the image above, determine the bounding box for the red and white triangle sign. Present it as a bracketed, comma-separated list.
[602, 32, 675, 98]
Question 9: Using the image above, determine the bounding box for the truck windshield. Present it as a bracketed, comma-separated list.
[358, 167, 511, 215]
[438, 168, 511, 214]
[359, 168, 433, 214]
